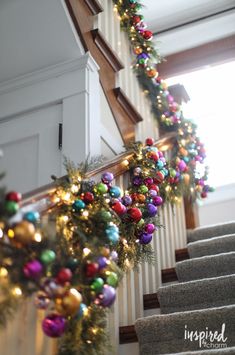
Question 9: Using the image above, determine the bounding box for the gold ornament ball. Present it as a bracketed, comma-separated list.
[134, 46, 143, 55]
[183, 174, 190, 185]
[13, 221, 35, 245]
[179, 147, 188, 157]
[58, 288, 82, 316]
[146, 68, 158, 78]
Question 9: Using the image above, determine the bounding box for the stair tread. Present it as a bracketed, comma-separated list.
[176, 251, 235, 282]
[135, 305, 235, 355]
[162, 347, 235, 354]
[188, 233, 235, 258]
[187, 221, 235, 243]
[158, 274, 235, 314]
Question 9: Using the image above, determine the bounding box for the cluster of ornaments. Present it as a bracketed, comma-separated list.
[0, 184, 121, 339]
[155, 78, 182, 127]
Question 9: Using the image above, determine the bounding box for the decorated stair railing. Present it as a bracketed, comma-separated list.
[0, 133, 188, 354]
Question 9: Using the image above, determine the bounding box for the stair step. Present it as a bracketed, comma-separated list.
[135, 305, 235, 355]
[188, 234, 235, 258]
[144, 293, 160, 310]
[158, 274, 235, 314]
[187, 221, 235, 243]
[162, 347, 235, 354]
[176, 252, 235, 282]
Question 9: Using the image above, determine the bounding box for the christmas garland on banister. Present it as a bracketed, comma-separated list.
[113, 0, 214, 200]
[0, 134, 212, 354]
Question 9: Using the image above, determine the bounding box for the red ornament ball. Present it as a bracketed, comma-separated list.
[5, 191, 22, 203]
[143, 30, 153, 40]
[201, 192, 208, 198]
[145, 137, 154, 146]
[111, 201, 126, 215]
[132, 15, 142, 25]
[128, 207, 142, 222]
[57, 268, 73, 284]
[155, 171, 165, 183]
[85, 262, 99, 278]
[83, 192, 94, 204]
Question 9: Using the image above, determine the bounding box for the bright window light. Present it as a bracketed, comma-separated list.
[167, 61, 235, 187]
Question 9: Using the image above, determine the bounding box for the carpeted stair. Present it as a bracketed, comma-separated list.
[158, 274, 235, 314]
[135, 222, 235, 354]
[176, 251, 235, 282]
[188, 233, 235, 258]
[187, 221, 235, 243]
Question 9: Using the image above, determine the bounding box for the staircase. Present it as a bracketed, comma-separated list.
[135, 221, 235, 354]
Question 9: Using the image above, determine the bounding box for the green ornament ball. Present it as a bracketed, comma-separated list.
[137, 218, 145, 227]
[41, 250, 56, 264]
[96, 183, 108, 194]
[107, 272, 118, 287]
[138, 185, 148, 194]
[99, 211, 112, 222]
[169, 168, 176, 178]
[5, 201, 19, 215]
[91, 277, 104, 293]
[66, 258, 79, 271]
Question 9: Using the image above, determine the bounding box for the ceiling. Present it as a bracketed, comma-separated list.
[141, 0, 235, 56]
[0, 0, 84, 84]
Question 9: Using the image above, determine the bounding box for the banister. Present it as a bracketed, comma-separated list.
[22, 133, 177, 206]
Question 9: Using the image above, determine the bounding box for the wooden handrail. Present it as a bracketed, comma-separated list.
[22, 133, 177, 207]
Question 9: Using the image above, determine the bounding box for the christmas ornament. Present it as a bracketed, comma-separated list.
[99, 285, 116, 307]
[13, 221, 35, 245]
[42, 313, 66, 338]
[40, 250, 56, 264]
[23, 260, 43, 279]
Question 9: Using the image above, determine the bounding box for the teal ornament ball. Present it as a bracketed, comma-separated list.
[106, 226, 119, 244]
[41, 250, 56, 264]
[157, 160, 164, 169]
[109, 186, 121, 198]
[76, 303, 88, 320]
[72, 199, 85, 211]
[23, 211, 40, 224]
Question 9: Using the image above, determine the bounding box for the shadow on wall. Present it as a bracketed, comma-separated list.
[198, 183, 235, 226]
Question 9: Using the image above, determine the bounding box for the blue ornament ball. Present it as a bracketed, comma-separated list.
[109, 186, 121, 198]
[23, 211, 40, 224]
[72, 199, 85, 211]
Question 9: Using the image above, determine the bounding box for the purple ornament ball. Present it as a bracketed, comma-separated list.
[110, 250, 118, 262]
[147, 203, 158, 217]
[101, 172, 114, 184]
[133, 176, 142, 186]
[153, 196, 163, 206]
[178, 160, 187, 172]
[122, 195, 133, 206]
[42, 313, 66, 338]
[149, 189, 157, 198]
[23, 260, 43, 279]
[99, 285, 116, 307]
[97, 256, 108, 270]
[139, 233, 152, 245]
[144, 223, 155, 234]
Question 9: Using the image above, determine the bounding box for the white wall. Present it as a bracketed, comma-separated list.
[198, 183, 235, 226]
